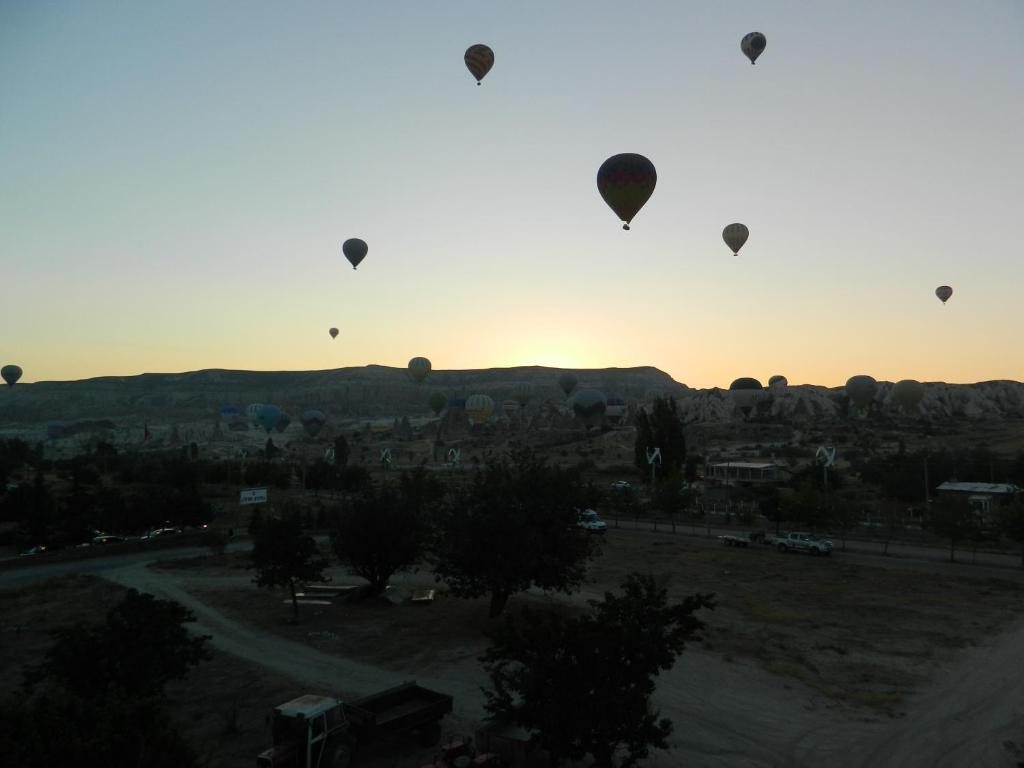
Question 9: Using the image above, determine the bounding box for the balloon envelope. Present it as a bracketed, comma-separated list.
[246, 404, 265, 424]
[408, 357, 432, 384]
[597, 153, 657, 230]
[464, 43, 494, 84]
[741, 32, 767, 64]
[429, 391, 447, 416]
[300, 409, 327, 437]
[1, 365, 22, 387]
[768, 375, 788, 390]
[845, 375, 878, 409]
[465, 394, 494, 425]
[723, 223, 749, 255]
[558, 373, 578, 397]
[891, 379, 925, 411]
[572, 388, 607, 427]
[329, 327, 339, 339]
[255, 404, 283, 434]
[343, 238, 368, 270]
[729, 377, 763, 414]
[512, 382, 532, 407]
[935, 286, 953, 304]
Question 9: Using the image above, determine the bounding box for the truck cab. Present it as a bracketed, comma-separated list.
[257, 695, 353, 768]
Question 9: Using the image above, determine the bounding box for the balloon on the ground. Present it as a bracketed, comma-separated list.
[465, 394, 494, 425]
[329, 327, 339, 339]
[343, 239, 368, 270]
[741, 32, 767, 64]
[300, 409, 327, 438]
[558, 372, 578, 397]
[597, 153, 657, 230]
[723, 223, 749, 256]
[891, 379, 925, 411]
[464, 44, 494, 85]
[935, 286, 953, 304]
[845, 375, 878, 409]
[429, 391, 447, 416]
[572, 388, 607, 427]
[408, 357, 431, 384]
[1, 365, 22, 387]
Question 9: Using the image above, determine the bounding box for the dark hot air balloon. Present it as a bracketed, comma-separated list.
[723, 223, 749, 256]
[1, 365, 22, 387]
[343, 238, 368, 270]
[597, 154, 657, 230]
[935, 286, 953, 304]
[741, 32, 767, 64]
[464, 44, 494, 85]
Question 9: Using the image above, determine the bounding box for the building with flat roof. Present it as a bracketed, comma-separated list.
[704, 461, 787, 485]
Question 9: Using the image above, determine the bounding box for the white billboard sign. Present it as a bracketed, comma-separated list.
[239, 487, 268, 505]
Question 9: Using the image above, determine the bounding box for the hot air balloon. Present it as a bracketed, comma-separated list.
[329, 327, 339, 339]
[501, 399, 519, 417]
[465, 394, 494, 426]
[729, 377, 763, 417]
[429, 391, 447, 416]
[572, 388, 607, 427]
[1, 365, 22, 387]
[408, 357, 431, 384]
[464, 44, 494, 85]
[512, 382, 532, 407]
[275, 412, 292, 433]
[605, 396, 626, 421]
[597, 153, 657, 230]
[558, 373, 578, 397]
[343, 238, 368, 270]
[723, 223, 749, 256]
[935, 286, 953, 304]
[845, 375, 878, 410]
[741, 32, 767, 64]
[246, 404, 265, 425]
[300, 409, 327, 438]
[891, 379, 925, 412]
[768, 375, 788, 390]
[255, 404, 283, 434]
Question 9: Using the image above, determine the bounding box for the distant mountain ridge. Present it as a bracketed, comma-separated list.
[1, 366, 1022, 426]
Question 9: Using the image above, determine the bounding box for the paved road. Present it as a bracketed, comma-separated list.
[3, 538, 1022, 767]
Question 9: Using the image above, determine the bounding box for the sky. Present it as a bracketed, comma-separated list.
[2, 1, 1022, 389]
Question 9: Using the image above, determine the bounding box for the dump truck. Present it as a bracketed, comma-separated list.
[256, 682, 453, 768]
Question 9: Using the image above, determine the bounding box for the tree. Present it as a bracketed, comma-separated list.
[999, 494, 1024, 569]
[928, 495, 977, 562]
[23, 588, 212, 700]
[329, 470, 437, 595]
[434, 449, 598, 618]
[249, 512, 330, 620]
[333, 433, 351, 469]
[651, 473, 683, 532]
[633, 397, 686, 480]
[481, 573, 716, 768]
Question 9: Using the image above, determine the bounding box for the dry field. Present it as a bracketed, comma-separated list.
[157, 528, 1024, 717]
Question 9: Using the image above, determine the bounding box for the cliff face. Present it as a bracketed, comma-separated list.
[0, 365, 686, 425]
[1, 366, 1021, 429]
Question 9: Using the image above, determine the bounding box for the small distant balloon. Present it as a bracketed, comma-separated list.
[845, 375, 878, 410]
[935, 285, 953, 304]
[729, 377, 763, 417]
[465, 394, 494, 425]
[300, 409, 327, 438]
[558, 373, 578, 397]
[255, 404, 283, 434]
[768, 375, 788, 390]
[891, 379, 925, 412]
[329, 327, 339, 339]
[1, 365, 23, 387]
[464, 44, 494, 85]
[572, 388, 607, 427]
[723, 223, 749, 256]
[429, 391, 447, 416]
[512, 382, 532, 407]
[597, 153, 657, 230]
[741, 32, 767, 64]
[408, 357, 432, 384]
[343, 239, 368, 270]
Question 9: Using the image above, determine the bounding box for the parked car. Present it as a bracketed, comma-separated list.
[91, 534, 126, 545]
[610, 480, 633, 491]
[576, 509, 608, 534]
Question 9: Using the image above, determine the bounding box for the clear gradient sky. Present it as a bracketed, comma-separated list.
[2, 1, 1022, 389]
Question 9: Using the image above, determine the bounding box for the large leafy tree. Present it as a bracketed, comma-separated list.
[330, 468, 440, 595]
[633, 397, 686, 480]
[434, 449, 598, 618]
[481, 573, 716, 768]
[250, 512, 331, 620]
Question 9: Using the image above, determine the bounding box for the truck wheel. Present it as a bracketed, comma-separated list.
[330, 743, 354, 768]
[777, 543, 787, 553]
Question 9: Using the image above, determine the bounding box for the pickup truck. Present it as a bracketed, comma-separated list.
[766, 531, 833, 556]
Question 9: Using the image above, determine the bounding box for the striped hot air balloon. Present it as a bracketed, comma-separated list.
[465, 394, 494, 425]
